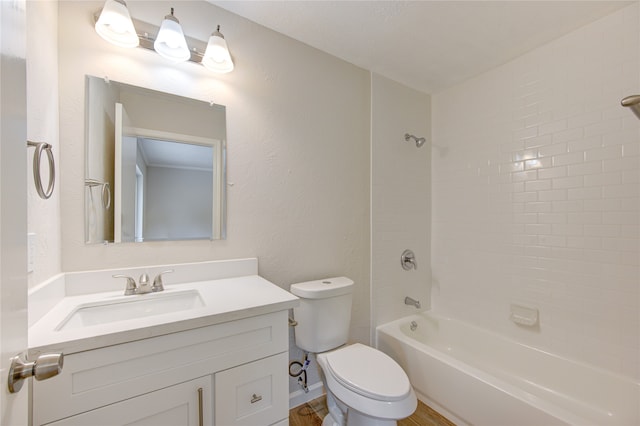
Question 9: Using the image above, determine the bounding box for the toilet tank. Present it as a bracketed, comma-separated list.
[290, 277, 354, 353]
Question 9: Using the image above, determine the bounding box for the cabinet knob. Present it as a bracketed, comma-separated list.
[250, 393, 262, 404]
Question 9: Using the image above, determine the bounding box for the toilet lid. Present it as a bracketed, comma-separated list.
[324, 343, 411, 402]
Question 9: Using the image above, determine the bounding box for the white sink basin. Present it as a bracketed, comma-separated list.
[56, 290, 205, 331]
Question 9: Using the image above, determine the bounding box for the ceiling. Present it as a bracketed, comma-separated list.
[139, 139, 213, 171]
[209, 1, 632, 94]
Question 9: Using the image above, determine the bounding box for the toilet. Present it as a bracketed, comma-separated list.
[290, 277, 417, 426]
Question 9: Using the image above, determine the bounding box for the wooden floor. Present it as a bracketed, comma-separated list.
[289, 396, 455, 426]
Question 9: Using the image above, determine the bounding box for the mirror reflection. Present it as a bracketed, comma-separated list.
[85, 76, 226, 244]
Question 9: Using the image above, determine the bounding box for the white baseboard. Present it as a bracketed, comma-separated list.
[289, 381, 324, 409]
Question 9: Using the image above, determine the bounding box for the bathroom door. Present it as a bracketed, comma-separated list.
[0, 0, 29, 423]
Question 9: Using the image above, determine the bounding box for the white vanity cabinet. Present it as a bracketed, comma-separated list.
[45, 376, 212, 426]
[215, 352, 289, 425]
[32, 311, 290, 426]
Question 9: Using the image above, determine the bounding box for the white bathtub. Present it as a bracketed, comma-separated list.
[377, 312, 639, 426]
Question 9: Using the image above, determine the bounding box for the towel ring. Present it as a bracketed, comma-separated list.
[101, 182, 111, 210]
[85, 179, 111, 210]
[27, 141, 55, 200]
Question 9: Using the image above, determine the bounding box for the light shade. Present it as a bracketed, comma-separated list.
[95, 0, 139, 48]
[201, 26, 234, 73]
[153, 9, 190, 63]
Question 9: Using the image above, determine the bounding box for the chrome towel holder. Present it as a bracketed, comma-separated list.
[27, 140, 55, 200]
[85, 178, 111, 209]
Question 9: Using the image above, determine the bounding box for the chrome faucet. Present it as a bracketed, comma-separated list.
[137, 273, 152, 294]
[113, 270, 174, 295]
[404, 296, 421, 309]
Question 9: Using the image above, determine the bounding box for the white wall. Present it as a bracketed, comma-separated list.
[56, 0, 371, 397]
[144, 167, 213, 240]
[432, 3, 640, 380]
[26, 0, 61, 287]
[371, 73, 431, 333]
[58, 0, 370, 300]
[120, 89, 226, 141]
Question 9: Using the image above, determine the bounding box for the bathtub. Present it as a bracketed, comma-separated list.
[377, 312, 639, 426]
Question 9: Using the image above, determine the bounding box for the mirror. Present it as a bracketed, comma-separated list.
[84, 76, 226, 244]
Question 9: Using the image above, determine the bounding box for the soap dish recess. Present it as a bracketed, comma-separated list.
[510, 303, 539, 326]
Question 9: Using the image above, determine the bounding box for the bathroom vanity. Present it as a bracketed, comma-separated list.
[28, 259, 298, 426]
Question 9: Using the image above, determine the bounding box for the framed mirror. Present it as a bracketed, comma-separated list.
[84, 76, 226, 244]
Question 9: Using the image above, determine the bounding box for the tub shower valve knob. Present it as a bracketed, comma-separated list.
[401, 249, 417, 270]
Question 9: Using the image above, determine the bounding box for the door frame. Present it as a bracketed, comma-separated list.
[0, 0, 29, 424]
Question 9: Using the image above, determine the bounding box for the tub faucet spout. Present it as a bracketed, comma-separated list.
[405, 296, 421, 309]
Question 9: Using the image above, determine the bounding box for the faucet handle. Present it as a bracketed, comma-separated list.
[152, 269, 174, 292]
[113, 274, 137, 295]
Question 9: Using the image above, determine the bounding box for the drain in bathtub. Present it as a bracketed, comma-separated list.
[410, 321, 418, 331]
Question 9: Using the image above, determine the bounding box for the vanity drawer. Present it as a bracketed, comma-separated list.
[44, 376, 212, 426]
[215, 352, 289, 426]
[33, 311, 287, 426]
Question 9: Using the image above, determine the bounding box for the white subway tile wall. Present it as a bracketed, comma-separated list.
[432, 4, 639, 380]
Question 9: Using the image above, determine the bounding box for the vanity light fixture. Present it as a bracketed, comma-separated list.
[94, 1, 235, 73]
[94, 0, 139, 48]
[153, 8, 190, 63]
[202, 25, 234, 73]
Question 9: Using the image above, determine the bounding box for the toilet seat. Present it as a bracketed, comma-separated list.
[324, 343, 412, 402]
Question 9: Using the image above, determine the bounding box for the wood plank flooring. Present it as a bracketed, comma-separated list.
[289, 396, 455, 426]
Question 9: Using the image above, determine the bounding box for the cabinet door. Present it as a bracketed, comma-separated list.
[45, 376, 212, 426]
[215, 353, 288, 426]
[34, 311, 288, 426]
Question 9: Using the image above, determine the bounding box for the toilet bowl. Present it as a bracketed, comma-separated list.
[317, 343, 417, 426]
[290, 277, 417, 426]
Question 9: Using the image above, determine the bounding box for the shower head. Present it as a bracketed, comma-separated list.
[404, 133, 427, 148]
[621, 95, 640, 120]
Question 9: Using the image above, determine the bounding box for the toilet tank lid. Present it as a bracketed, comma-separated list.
[290, 277, 354, 299]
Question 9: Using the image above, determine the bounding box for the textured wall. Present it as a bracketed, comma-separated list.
[26, 0, 61, 288]
[371, 73, 431, 334]
[56, 0, 371, 395]
[58, 0, 370, 311]
[432, 3, 639, 380]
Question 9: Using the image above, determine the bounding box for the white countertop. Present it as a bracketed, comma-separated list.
[29, 275, 298, 356]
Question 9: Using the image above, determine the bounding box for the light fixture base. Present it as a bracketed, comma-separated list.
[138, 32, 205, 63]
[93, 12, 233, 72]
